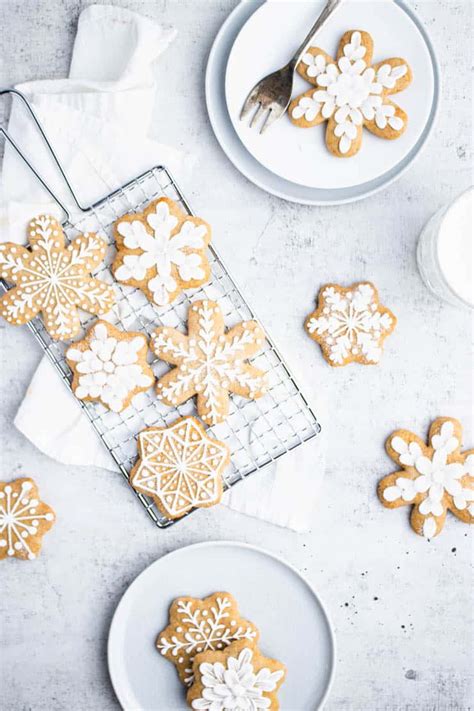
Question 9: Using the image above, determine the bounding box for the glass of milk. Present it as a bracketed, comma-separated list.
[417, 187, 473, 310]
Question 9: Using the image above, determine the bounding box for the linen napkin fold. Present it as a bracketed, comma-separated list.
[3, 5, 326, 532]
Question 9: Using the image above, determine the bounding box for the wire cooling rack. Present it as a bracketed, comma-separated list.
[0, 92, 320, 528]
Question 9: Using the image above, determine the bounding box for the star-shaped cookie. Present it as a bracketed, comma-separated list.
[0, 478, 55, 561]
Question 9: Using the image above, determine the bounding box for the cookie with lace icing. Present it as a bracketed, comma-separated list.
[0, 215, 115, 340]
[289, 30, 412, 157]
[152, 300, 267, 425]
[378, 417, 474, 539]
[305, 282, 396, 366]
[187, 639, 286, 711]
[0, 478, 55, 561]
[112, 197, 211, 307]
[66, 320, 154, 413]
[157, 592, 259, 686]
[130, 416, 230, 519]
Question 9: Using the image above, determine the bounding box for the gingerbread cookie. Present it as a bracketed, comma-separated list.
[0, 478, 55, 560]
[130, 416, 230, 519]
[66, 320, 154, 413]
[378, 417, 474, 539]
[112, 197, 211, 307]
[0, 215, 115, 340]
[289, 30, 412, 157]
[152, 300, 267, 425]
[187, 639, 286, 711]
[157, 592, 259, 686]
[305, 282, 396, 366]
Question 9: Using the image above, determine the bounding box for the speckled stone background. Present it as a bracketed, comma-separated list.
[0, 1, 472, 710]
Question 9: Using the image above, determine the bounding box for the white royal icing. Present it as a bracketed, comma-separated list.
[191, 647, 284, 711]
[0, 482, 54, 560]
[67, 322, 153, 412]
[131, 418, 229, 518]
[293, 32, 407, 154]
[306, 283, 393, 365]
[114, 201, 208, 306]
[157, 594, 257, 686]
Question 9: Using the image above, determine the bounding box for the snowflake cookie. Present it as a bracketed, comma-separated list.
[157, 592, 259, 687]
[66, 320, 154, 413]
[112, 197, 211, 307]
[378, 418, 474, 539]
[289, 30, 412, 157]
[0, 478, 55, 561]
[187, 640, 286, 711]
[0, 215, 115, 340]
[305, 282, 396, 366]
[130, 416, 230, 519]
[152, 300, 267, 425]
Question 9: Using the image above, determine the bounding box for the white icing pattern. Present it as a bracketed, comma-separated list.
[115, 201, 208, 306]
[131, 417, 229, 518]
[0, 481, 54, 560]
[191, 648, 284, 710]
[306, 283, 394, 364]
[67, 322, 153, 412]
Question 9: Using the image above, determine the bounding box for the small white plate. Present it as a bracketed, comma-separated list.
[108, 541, 335, 710]
[205, 0, 440, 204]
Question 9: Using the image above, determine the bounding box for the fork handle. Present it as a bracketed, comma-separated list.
[290, 0, 344, 68]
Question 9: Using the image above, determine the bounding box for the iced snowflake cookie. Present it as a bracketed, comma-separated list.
[66, 320, 154, 413]
[187, 639, 286, 711]
[130, 416, 230, 519]
[152, 300, 267, 425]
[289, 30, 412, 157]
[305, 282, 396, 366]
[0, 478, 55, 561]
[157, 592, 259, 686]
[378, 418, 474, 539]
[112, 197, 211, 307]
[0, 215, 115, 340]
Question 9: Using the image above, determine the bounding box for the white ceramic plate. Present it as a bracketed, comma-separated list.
[205, 0, 440, 204]
[108, 541, 335, 710]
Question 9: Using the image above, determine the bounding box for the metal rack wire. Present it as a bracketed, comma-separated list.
[0, 90, 320, 528]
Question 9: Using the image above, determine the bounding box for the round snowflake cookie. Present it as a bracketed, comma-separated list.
[0, 215, 115, 340]
[289, 29, 413, 157]
[187, 639, 286, 711]
[0, 478, 55, 561]
[305, 281, 396, 367]
[66, 320, 154, 413]
[157, 592, 259, 687]
[130, 416, 230, 520]
[378, 417, 474, 539]
[112, 197, 211, 307]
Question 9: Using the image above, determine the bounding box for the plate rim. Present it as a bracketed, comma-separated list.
[205, 0, 441, 206]
[107, 539, 337, 711]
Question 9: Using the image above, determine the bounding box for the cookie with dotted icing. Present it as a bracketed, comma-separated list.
[112, 197, 211, 307]
[66, 320, 154, 413]
[157, 592, 259, 687]
[378, 417, 474, 539]
[187, 639, 286, 711]
[130, 416, 230, 519]
[305, 281, 396, 366]
[0, 215, 115, 340]
[0, 478, 55, 561]
[289, 30, 412, 157]
[152, 300, 267, 425]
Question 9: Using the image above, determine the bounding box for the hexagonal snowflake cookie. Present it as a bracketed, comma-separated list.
[157, 592, 259, 687]
[0, 478, 55, 561]
[289, 29, 412, 157]
[305, 282, 396, 366]
[129, 416, 230, 520]
[378, 417, 474, 539]
[187, 639, 286, 711]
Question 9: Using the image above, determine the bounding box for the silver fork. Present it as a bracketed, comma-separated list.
[240, 0, 344, 133]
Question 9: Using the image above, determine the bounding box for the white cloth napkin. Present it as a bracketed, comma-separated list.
[3, 5, 326, 532]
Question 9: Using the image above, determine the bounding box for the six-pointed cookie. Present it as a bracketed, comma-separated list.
[0, 478, 55, 561]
